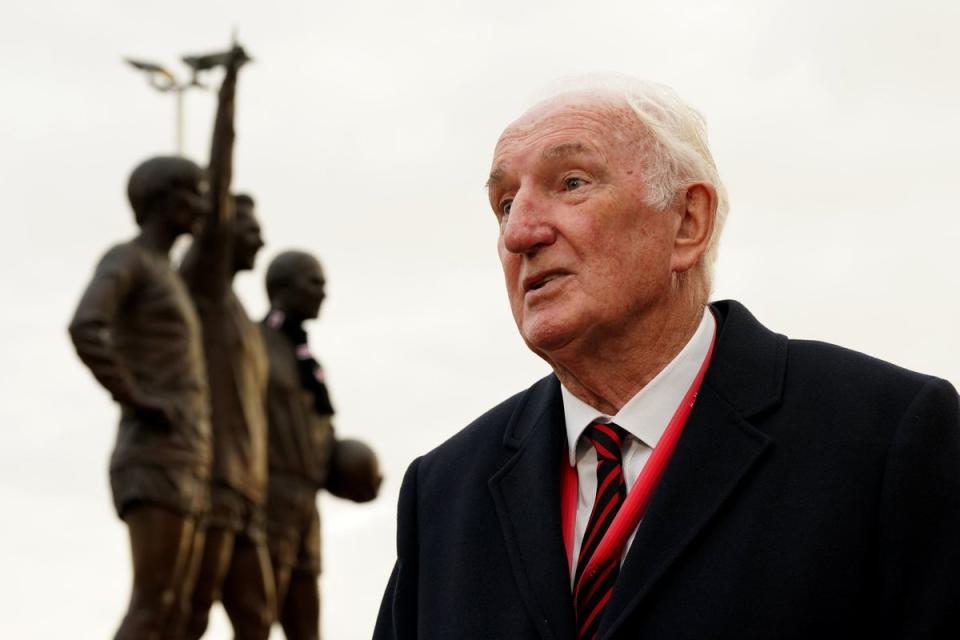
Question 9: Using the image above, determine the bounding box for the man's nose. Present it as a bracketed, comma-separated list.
[501, 190, 556, 255]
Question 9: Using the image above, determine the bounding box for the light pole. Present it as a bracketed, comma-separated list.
[124, 57, 204, 155]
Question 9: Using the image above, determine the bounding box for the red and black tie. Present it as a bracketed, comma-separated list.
[574, 422, 628, 640]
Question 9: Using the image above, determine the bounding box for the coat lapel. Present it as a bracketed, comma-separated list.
[600, 300, 785, 638]
[600, 386, 772, 637]
[489, 376, 577, 640]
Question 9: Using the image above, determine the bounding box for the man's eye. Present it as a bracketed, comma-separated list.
[564, 177, 584, 190]
[500, 199, 513, 217]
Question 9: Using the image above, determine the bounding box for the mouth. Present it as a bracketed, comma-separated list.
[523, 270, 569, 293]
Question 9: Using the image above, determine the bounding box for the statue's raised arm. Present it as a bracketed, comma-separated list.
[207, 44, 249, 231]
[180, 44, 250, 302]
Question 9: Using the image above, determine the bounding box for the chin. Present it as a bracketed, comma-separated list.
[519, 317, 576, 356]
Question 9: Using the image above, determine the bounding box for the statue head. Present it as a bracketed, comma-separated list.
[265, 251, 326, 322]
[127, 156, 209, 233]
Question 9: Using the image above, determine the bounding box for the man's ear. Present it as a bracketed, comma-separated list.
[671, 182, 716, 274]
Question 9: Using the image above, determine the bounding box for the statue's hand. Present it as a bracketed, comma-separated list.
[227, 45, 251, 71]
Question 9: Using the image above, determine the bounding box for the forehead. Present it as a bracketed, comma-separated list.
[305, 257, 324, 277]
[491, 96, 640, 170]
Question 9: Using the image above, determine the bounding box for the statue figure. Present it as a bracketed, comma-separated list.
[68, 153, 212, 640]
[261, 251, 382, 640]
[174, 44, 277, 640]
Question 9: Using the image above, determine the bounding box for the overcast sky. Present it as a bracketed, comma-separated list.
[2, 1, 958, 637]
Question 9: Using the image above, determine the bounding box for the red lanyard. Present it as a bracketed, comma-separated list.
[561, 331, 716, 578]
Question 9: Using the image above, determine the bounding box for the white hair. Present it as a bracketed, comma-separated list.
[534, 75, 729, 296]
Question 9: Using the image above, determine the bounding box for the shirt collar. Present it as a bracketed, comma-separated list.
[561, 307, 717, 466]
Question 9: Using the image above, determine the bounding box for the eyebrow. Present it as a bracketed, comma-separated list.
[486, 142, 597, 190]
[485, 168, 505, 191]
[541, 141, 591, 160]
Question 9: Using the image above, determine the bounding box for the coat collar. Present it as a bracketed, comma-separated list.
[490, 300, 787, 639]
[701, 300, 787, 418]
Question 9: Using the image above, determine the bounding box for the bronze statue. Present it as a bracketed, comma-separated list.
[68, 154, 212, 640]
[261, 251, 382, 639]
[172, 44, 277, 640]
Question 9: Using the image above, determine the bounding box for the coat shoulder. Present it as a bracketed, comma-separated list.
[711, 299, 953, 417]
[785, 337, 947, 408]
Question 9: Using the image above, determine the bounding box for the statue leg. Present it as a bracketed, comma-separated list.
[272, 559, 294, 621]
[221, 533, 276, 640]
[267, 520, 297, 622]
[114, 503, 196, 640]
[182, 525, 235, 640]
[163, 525, 206, 640]
[266, 483, 300, 628]
[279, 570, 321, 640]
[278, 501, 322, 640]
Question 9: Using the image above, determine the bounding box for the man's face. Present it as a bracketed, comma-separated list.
[487, 97, 681, 360]
[288, 257, 326, 320]
[233, 203, 264, 272]
[169, 175, 210, 234]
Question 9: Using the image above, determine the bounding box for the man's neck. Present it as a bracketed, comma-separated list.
[269, 307, 310, 329]
[547, 301, 706, 415]
[135, 221, 178, 257]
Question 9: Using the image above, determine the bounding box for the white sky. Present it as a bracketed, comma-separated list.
[1, 0, 958, 637]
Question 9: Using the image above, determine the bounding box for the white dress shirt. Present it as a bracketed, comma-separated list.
[561, 307, 716, 582]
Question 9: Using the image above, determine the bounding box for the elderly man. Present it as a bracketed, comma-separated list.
[374, 80, 960, 639]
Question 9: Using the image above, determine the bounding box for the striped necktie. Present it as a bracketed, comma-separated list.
[574, 422, 628, 639]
